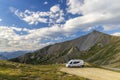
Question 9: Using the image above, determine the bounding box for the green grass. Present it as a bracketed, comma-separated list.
[86, 40, 120, 68]
[0, 60, 88, 80]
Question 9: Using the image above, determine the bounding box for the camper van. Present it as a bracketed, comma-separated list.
[66, 59, 84, 68]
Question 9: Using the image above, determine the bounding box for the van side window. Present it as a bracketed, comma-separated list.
[73, 61, 79, 64]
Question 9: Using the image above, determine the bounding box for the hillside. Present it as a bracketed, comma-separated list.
[86, 36, 120, 68]
[10, 31, 120, 68]
[0, 60, 87, 80]
[0, 60, 119, 80]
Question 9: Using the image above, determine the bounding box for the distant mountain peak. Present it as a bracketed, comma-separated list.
[89, 30, 110, 36]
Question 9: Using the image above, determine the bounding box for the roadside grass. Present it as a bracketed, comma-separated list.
[0, 60, 88, 80]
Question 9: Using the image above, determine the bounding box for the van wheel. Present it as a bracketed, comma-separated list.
[81, 65, 84, 67]
[68, 66, 71, 68]
[80, 65, 84, 68]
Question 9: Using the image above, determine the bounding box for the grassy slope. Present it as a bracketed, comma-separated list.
[86, 36, 120, 68]
[0, 60, 88, 80]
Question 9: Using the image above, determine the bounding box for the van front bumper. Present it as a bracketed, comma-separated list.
[66, 64, 70, 67]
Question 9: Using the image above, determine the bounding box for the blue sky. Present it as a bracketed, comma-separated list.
[0, 0, 60, 28]
[0, 0, 120, 52]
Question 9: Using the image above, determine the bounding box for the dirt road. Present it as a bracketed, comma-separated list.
[60, 68, 120, 80]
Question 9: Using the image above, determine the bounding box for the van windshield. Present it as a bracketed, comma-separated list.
[68, 61, 72, 64]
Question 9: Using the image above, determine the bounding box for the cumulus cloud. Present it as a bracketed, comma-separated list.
[66, 0, 120, 31]
[0, 26, 54, 52]
[13, 9, 49, 25]
[102, 25, 120, 31]
[49, 7, 65, 26]
[0, 25, 77, 52]
[67, 0, 83, 15]
[112, 32, 120, 36]
[10, 5, 64, 25]
[50, 5, 60, 13]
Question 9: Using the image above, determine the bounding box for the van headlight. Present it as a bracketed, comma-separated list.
[66, 64, 69, 67]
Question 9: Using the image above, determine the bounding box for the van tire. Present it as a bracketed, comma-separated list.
[81, 65, 84, 68]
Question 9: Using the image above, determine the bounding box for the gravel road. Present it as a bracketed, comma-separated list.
[60, 68, 120, 80]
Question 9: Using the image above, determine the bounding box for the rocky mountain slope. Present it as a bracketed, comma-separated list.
[10, 30, 120, 68]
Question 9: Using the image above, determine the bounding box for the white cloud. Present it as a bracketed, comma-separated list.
[49, 9, 65, 26]
[10, 5, 64, 25]
[103, 25, 120, 31]
[1, 16, 86, 52]
[0, 26, 53, 52]
[14, 9, 49, 25]
[50, 5, 60, 13]
[44, 1, 48, 5]
[66, 0, 120, 31]
[67, 0, 83, 15]
[112, 32, 120, 36]
[0, 25, 76, 52]
[56, 17, 64, 23]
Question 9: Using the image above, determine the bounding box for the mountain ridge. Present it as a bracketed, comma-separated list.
[10, 31, 120, 68]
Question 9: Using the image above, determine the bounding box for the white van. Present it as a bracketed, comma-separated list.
[66, 59, 84, 68]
